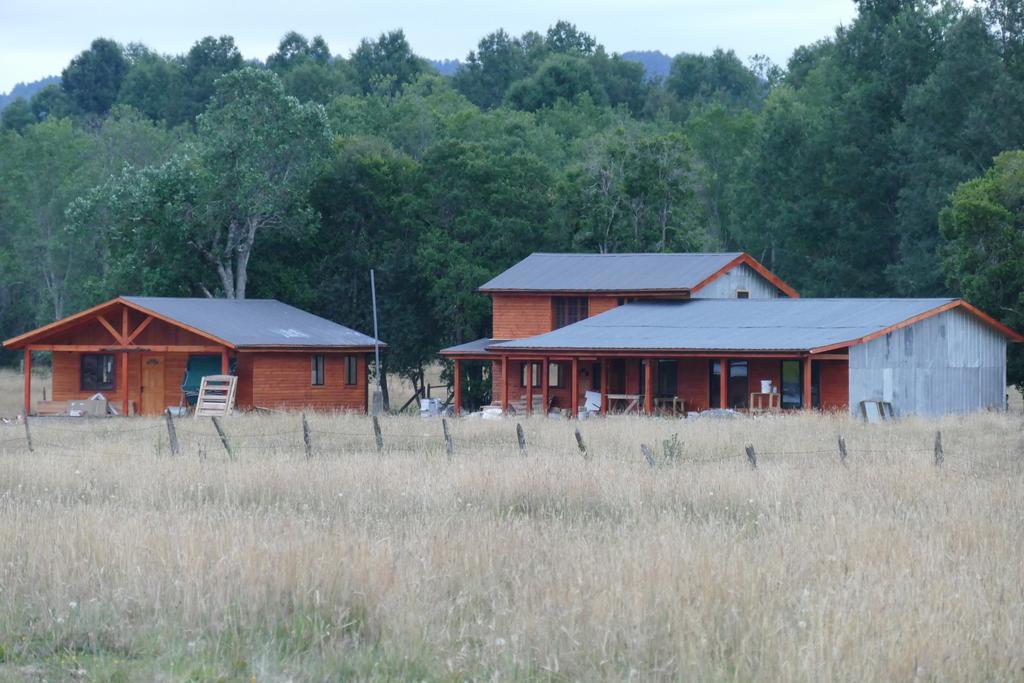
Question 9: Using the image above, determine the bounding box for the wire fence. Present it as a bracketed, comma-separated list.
[0, 413, 1020, 480]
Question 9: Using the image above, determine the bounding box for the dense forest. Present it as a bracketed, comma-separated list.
[2, 0, 1024, 397]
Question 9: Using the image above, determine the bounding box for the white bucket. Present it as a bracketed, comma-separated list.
[760, 380, 772, 394]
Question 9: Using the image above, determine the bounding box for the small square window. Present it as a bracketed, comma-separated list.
[311, 355, 325, 386]
[345, 356, 358, 386]
[81, 354, 115, 391]
[736, 289, 750, 299]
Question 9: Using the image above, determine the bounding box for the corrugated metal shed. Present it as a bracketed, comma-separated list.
[490, 298, 967, 352]
[479, 253, 743, 292]
[124, 297, 382, 348]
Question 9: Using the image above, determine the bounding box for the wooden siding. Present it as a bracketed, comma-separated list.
[848, 307, 1006, 416]
[589, 296, 618, 316]
[492, 295, 552, 339]
[249, 352, 367, 412]
[817, 360, 848, 411]
[691, 263, 785, 299]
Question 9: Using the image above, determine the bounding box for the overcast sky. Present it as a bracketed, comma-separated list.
[0, 0, 858, 94]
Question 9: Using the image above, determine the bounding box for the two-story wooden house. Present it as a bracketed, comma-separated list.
[441, 252, 1020, 417]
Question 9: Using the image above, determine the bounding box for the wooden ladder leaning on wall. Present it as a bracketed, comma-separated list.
[194, 375, 238, 418]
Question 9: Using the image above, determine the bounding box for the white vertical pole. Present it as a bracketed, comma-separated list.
[370, 269, 381, 391]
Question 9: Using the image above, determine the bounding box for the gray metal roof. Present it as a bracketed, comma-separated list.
[123, 297, 383, 348]
[491, 298, 966, 352]
[439, 337, 505, 356]
[479, 252, 744, 292]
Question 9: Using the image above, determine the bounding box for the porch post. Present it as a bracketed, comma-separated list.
[525, 360, 533, 416]
[121, 305, 130, 417]
[541, 358, 549, 417]
[221, 348, 229, 375]
[570, 357, 579, 419]
[121, 351, 129, 417]
[719, 357, 729, 409]
[644, 358, 654, 415]
[803, 355, 813, 410]
[454, 359, 462, 417]
[23, 349, 31, 417]
[600, 358, 608, 416]
[502, 356, 510, 414]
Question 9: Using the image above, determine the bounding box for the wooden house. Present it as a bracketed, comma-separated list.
[4, 297, 383, 416]
[441, 252, 1021, 417]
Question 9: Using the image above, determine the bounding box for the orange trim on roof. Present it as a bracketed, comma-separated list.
[3, 296, 236, 350]
[809, 299, 1023, 354]
[689, 253, 800, 299]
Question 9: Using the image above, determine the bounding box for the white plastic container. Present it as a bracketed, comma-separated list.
[760, 380, 772, 394]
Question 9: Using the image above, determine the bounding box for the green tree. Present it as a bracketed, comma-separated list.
[414, 139, 557, 344]
[29, 84, 78, 121]
[1, 98, 34, 132]
[452, 29, 531, 109]
[81, 69, 330, 299]
[180, 36, 244, 122]
[61, 38, 129, 115]
[505, 54, 607, 111]
[666, 49, 761, 113]
[939, 150, 1024, 388]
[116, 46, 186, 123]
[351, 30, 427, 96]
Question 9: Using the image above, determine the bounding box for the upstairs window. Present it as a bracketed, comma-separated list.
[311, 355, 325, 386]
[81, 354, 115, 391]
[552, 296, 588, 329]
[736, 289, 750, 299]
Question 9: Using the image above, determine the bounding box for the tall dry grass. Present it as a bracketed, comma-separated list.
[0, 408, 1022, 681]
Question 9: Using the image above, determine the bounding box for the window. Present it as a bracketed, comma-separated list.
[345, 356, 358, 386]
[81, 354, 115, 391]
[520, 362, 541, 388]
[552, 297, 588, 329]
[311, 355, 325, 386]
[548, 362, 564, 388]
[736, 289, 750, 299]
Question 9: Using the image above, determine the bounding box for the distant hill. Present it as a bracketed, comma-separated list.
[429, 59, 462, 76]
[0, 76, 59, 110]
[620, 51, 673, 80]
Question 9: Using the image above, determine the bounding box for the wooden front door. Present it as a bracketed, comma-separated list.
[140, 354, 165, 416]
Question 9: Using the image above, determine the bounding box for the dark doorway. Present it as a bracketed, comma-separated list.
[657, 360, 678, 397]
[709, 360, 749, 409]
[608, 359, 626, 394]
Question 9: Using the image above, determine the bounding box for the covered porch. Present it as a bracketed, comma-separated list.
[8, 299, 232, 417]
[449, 351, 849, 417]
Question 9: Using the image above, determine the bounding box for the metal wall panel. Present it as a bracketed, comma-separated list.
[691, 264, 784, 299]
[848, 307, 1007, 416]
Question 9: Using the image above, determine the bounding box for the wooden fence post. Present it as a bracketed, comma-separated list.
[210, 417, 235, 461]
[372, 415, 384, 453]
[641, 444, 656, 467]
[23, 415, 33, 453]
[301, 413, 313, 459]
[165, 409, 180, 457]
[934, 430, 943, 467]
[837, 435, 848, 467]
[516, 423, 527, 455]
[574, 427, 589, 459]
[744, 444, 757, 469]
[442, 418, 454, 459]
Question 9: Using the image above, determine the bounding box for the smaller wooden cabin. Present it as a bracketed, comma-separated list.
[3, 297, 384, 416]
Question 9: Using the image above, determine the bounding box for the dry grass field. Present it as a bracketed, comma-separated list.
[0, 369, 1022, 681]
